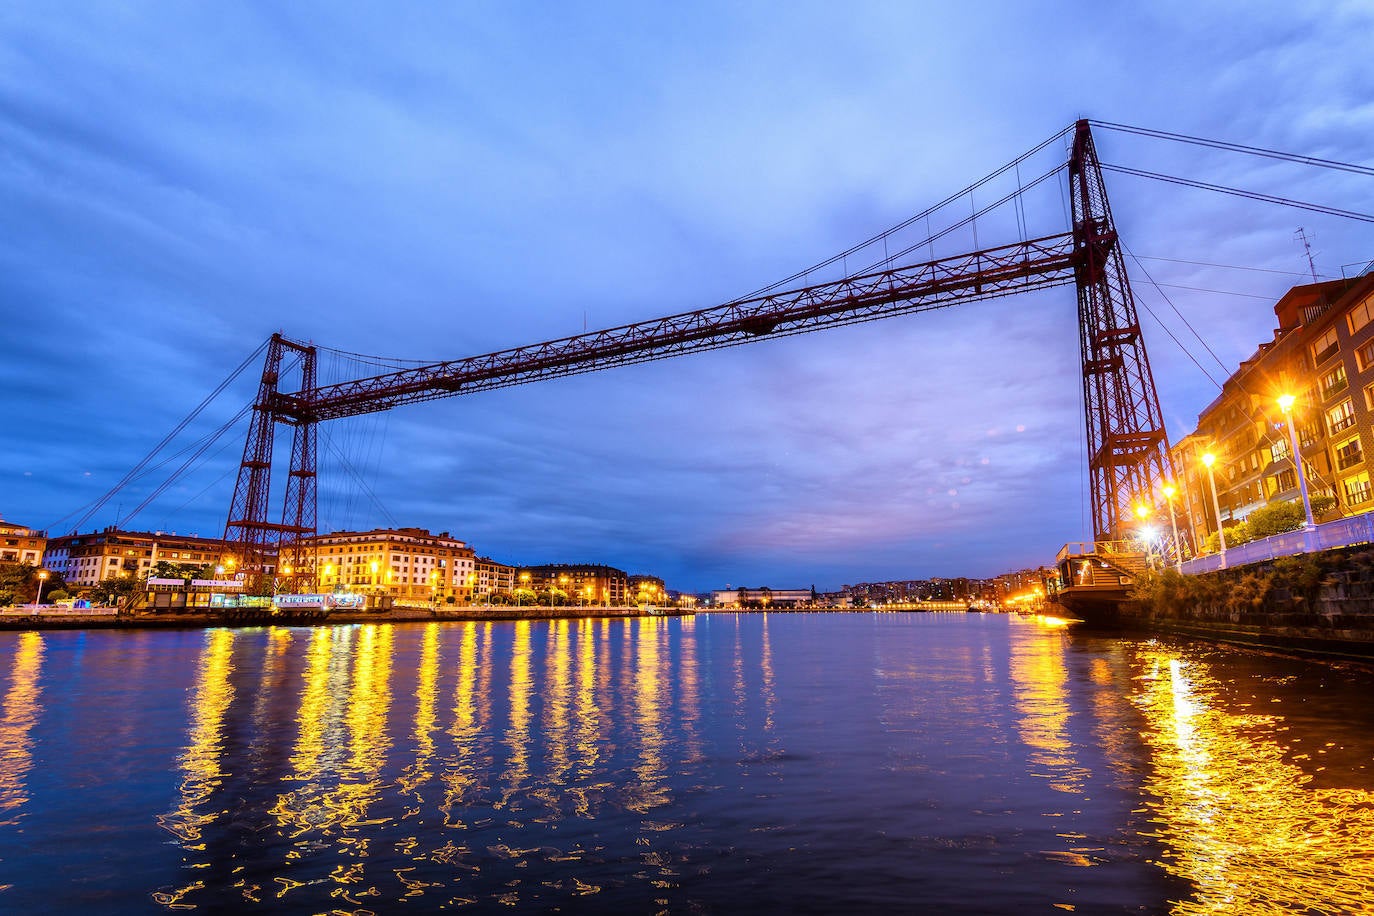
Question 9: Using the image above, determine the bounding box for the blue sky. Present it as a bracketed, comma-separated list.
[1, 2, 1370, 591]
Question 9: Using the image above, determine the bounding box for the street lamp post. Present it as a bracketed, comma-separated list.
[1201, 452, 1227, 567]
[34, 569, 49, 607]
[1162, 484, 1182, 572]
[1278, 394, 1318, 546]
[1133, 503, 1155, 567]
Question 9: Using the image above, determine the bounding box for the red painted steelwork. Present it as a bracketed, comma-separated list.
[286, 233, 1078, 422]
[223, 120, 1175, 588]
[1068, 119, 1172, 539]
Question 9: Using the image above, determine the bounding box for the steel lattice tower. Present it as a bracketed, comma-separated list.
[1067, 119, 1172, 539]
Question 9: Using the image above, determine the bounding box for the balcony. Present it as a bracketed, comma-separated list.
[1322, 378, 1349, 399]
[1336, 449, 1364, 472]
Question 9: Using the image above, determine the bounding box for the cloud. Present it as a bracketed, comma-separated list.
[1, 3, 1367, 590]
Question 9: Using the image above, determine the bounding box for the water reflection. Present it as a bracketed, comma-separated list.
[1009, 616, 1089, 795]
[0, 632, 44, 828]
[1132, 647, 1374, 913]
[7, 616, 1371, 913]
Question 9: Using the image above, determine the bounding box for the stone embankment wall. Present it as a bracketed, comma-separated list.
[1129, 545, 1374, 657]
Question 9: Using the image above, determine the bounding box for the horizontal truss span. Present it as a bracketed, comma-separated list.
[285, 233, 1077, 422]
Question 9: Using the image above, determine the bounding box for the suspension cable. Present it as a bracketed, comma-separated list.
[1100, 163, 1374, 223]
[61, 339, 269, 533]
[1090, 120, 1374, 178]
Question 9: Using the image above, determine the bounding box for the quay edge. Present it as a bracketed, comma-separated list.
[0, 604, 693, 632]
[1054, 542, 1374, 661]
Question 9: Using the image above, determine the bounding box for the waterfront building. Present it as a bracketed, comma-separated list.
[521, 563, 628, 605]
[42, 528, 229, 587]
[712, 587, 813, 609]
[627, 574, 667, 605]
[305, 527, 476, 606]
[843, 577, 985, 606]
[474, 556, 516, 601]
[0, 515, 47, 566]
[1170, 273, 1374, 547]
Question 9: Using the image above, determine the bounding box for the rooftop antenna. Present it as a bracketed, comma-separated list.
[1295, 227, 1319, 282]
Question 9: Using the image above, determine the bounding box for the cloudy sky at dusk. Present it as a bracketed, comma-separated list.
[2, 2, 1370, 591]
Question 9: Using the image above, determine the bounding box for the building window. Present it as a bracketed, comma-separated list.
[1328, 399, 1356, 434]
[1357, 340, 1374, 373]
[1322, 364, 1349, 398]
[1344, 472, 1372, 506]
[1336, 435, 1365, 472]
[1270, 438, 1291, 463]
[1350, 296, 1374, 336]
[1275, 468, 1297, 493]
[1312, 326, 1340, 365]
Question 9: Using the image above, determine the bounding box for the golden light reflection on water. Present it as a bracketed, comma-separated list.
[500, 620, 532, 807]
[545, 619, 573, 795]
[398, 624, 440, 805]
[158, 629, 235, 847]
[440, 622, 489, 824]
[0, 632, 44, 828]
[1008, 620, 1089, 796]
[1132, 649, 1374, 914]
[136, 616, 861, 910]
[574, 619, 601, 783]
[629, 615, 669, 813]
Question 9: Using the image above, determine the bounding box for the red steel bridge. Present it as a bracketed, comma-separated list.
[215, 119, 1368, 593]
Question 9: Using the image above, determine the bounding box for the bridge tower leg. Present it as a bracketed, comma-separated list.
[1068, 119, 1173, 541]
[223, 333, 318, 595]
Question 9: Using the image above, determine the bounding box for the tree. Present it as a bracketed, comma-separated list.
[0, 563, 68, 606]
[1245, 501, 1305, 540]
[512, 587, 536, 606]
[148, 560, 211, 581]
[91, 575, 139, 607]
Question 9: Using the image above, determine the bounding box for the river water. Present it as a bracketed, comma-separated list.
[1, 613, 1372, 914]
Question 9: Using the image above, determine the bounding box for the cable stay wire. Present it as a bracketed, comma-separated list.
[1151, 283, 1283, 301]
[118, 404, 254, 528]
[1122, 241, 1229, 387]
[857, 163, 1066, 275]
[1133, 254, 1328, 279]
[740, 124, 1076, 299]
[1100, 163, 1374, 223]
[321, 433, 399, 530]
[301, 127, 1079, 373]
[1090, 120, 1374, 179]
[59, 339, 269, 534]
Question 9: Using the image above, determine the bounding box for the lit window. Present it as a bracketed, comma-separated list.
[1349, 295, 1374, 336]
[1328, 399, 1356, 434]
[1322, 364, 1349, 397]
[1270, 438, 1291, 463]
[1344, 472, 1372, 506]
[1356, 339, 1374, 373]
[1312, 326, 1339, 364]
[1336, 435, 1364, 472]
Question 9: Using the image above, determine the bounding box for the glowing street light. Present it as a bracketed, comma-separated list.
[34, 569, 49, 607]
[519, 571, 530, 607]
[1277, 393, 1317, 534]
[1201, 451, 1227, 565]
[1161, 483, 1182, 572]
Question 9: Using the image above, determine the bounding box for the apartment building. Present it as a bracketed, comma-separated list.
[1171, 273, 1374, 543]
[0, 516, 47, 566]
[305, 527, 476, 606]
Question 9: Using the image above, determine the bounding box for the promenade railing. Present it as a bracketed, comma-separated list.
[1180, 511, 1374, 574]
